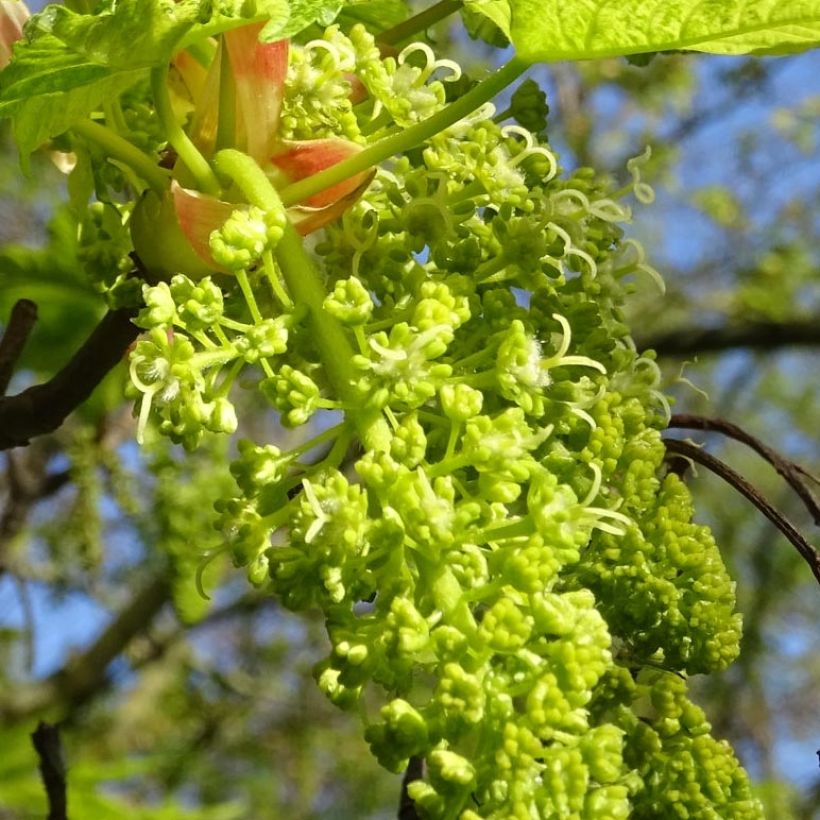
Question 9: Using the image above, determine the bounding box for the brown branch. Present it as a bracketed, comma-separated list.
[31, 722, 68, 820]
[0, 575, 171, 724]
[668, 414, 820, 525]
[398, 756, 425, 820]
[638, 317, 820, 357]
[663, 438, 820, 585]
[1, 453, 72, 577]
[0, 299, 38, 396]
[0, 308, 139, 451]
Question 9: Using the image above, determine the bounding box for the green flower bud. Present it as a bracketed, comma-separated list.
[261, 366, 322, 426]
[440, 383, 483, 422]
[365, 699, 429, 772]
[390, 412, 427, 467]
[323, 275, 374, 325]
[170, 274, 224, 330]
[477, 598, 532, 653]
[428, 749, 476, 790]
[138, 281, 177, 328]
[236, 317, 289, 363]
[209, 206, 286, 272]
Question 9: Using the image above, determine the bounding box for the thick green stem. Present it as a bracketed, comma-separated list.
[151, 65, 221, 196]
[213, 149, 391, 452]
[71, 120, 169, 194]
[379, 0, 463, 46]
[279, 58, 529, 208]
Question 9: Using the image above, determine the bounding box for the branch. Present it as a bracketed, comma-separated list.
[668, 414, 820, 525]
[637, 317, 820, 357]
[0, 299, 38, 396]
[31, 722, 68, 820]
[398, 756, 425, 820]
[662, 438, 820, 586]
[0, 308, 140, 451]
[1, 451, 71, 576]
[0, 575, 171, 723]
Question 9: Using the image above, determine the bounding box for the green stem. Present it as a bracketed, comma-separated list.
[290, 421, 347, 459]
[279, 58, 528, 208]
[379, 0, 463, 46]
[235, 269, 263, 323]
[213, 149, 392, 452]
[263, 250, 294, 310]
[151, 65, 221, 196]
[191, 348, 239, 370]
[71, 120, 169, 194]
[104, 99, 129, 136]
[475, 254, 508, 282]
[215, 358, 245, 398]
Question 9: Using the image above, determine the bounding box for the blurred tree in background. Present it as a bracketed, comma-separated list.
[0, 2, 818, 818]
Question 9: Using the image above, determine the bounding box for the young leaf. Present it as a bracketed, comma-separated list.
[260, 0, 344, 40]
[487, 1, 820, 61]
[464, 0, 511, 39]
[0, 0, 291, 157]
[337, 0, 409, 32]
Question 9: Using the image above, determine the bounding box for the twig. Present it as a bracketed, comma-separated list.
[638, 317, 820, 357]
[668, 414, 820, 525]
[0, 452, 71, 577]
[0, 299, 38, 396]
[663, 438, 820, 585]
[0, 575, 171, 723]
[398, 756, 425, 820]
[14, 575, 36, 673]
[0, 308, 140, 451]
[31, 722, 68, 820]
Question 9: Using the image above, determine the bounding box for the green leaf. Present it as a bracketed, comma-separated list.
[260, 0, 344, 39]
[0, 0, 290, 156]
[465, 0, 511, 39]
[337, 0, 409, 32]
[0, 207, 103, 376]
[506, 0, 820, 61]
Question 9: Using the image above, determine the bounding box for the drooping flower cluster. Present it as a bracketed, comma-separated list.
[122, 21, 758, 820]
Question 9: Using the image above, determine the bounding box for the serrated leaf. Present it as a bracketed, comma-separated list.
[507, 0, 820, 61]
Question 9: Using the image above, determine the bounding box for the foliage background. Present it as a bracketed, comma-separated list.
[0, 2, 818, 818]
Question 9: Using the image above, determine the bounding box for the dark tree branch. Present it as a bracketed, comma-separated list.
[31, 722, 68, 820]
[0, 575, 171, 723]
[398, 756, 425, 820]
[0, 308, 140, 451]
[668, 414, 820, 525]
[638, 317, 820, 357]
[662, 438, 820, 585]
[0, 299, 38, 396]
[1, 452, 71, 577]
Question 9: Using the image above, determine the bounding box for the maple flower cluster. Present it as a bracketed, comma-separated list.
[117, 21, 764, 819]
[0, 3, 758, 815]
